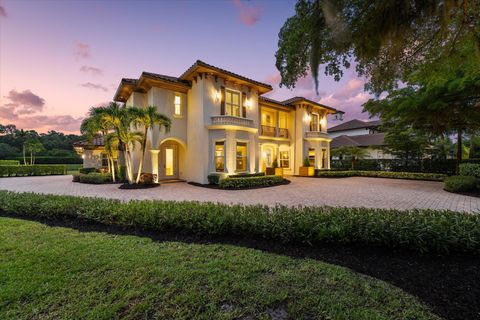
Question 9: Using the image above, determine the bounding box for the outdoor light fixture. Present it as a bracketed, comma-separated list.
[81, 154, 85, 159]
[215, 90, 221, 103]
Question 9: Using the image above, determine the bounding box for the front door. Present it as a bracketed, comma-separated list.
[160, 144, 178, 180]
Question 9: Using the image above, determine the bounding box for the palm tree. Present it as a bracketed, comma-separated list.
[333, 146, 370, 170]
[24, 139, 44, 165]
[131, 106, 171, 184]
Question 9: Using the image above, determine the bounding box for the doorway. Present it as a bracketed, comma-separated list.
[159, 143, 178, 180]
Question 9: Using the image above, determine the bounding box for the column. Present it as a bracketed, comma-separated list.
[150, 150, 160, 183]
[327, 141, 331, 169]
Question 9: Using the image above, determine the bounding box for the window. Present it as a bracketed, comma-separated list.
[264, 146, 273, 167]
[174, 95, 182, 116]
[215, 141, 225, 172]
[310, 113, 319, 131]
[279, 151, 289, 168]
[101, 154, 109, 167]
[308, 148, 315, 167]
[225, 90, 241, 117]
[322, 148, 328, 169]
[236, 142, 247, 171]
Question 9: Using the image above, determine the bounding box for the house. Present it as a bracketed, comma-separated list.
[77, 60, 344, 184]
[329, 119, 392, 159]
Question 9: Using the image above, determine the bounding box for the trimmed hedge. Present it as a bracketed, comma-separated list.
[228, 172, 266, 178]
[219, 175, 284, 189]
[459, 163, 480, 178]
[315, 170, 446, 181]
[10, 156, 82, 164]
[443, 176, 477, 193]
[0, 160, 20, 166]
[72, 172, 112, 184]
[79, 167, 96, 174]
[207, 173, 227, 185]
[0, 165, 67, 177]
[0, 191, 478, 254]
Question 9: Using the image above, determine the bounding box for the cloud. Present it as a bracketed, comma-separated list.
[80, 65, 103, 76]
[74, 42, 91, 59]
[233, 0, 263, 26]
[2, 89, 45, 115]
[0, 3, 6, 18]
[331, 77, 364, 100]
[80, 82, 108, 92]
[0, 89, 82, 133]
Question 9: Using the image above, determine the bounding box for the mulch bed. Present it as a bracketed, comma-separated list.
[188, 179, 291, 190]
[1, 212, 478, 320]
[445, 189, 480, 198]
[118, 183, 160, 190]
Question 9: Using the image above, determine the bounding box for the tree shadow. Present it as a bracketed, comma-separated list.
[2, 213, 478, 320]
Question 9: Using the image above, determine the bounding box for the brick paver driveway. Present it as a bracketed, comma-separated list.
[1, 175, 479, 212]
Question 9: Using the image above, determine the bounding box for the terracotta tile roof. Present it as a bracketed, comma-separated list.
[331, 133, 385, 148]
[179, 60, 273, 92]
[281, 96, 343, 114]
[73, 135, 104, 149]
[329, 119, 382, 132]
[141, 72, 190, 86]
[258, 96, 290, 107]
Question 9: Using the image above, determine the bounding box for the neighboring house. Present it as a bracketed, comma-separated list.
[73, 136, 107, 168]
[75, 60, 344, 184]
[329, 119, 392, 159]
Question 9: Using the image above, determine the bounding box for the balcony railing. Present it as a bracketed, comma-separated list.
[211, 115, 255, 128]
[305, 131, 329, 139]
[261, 125, 289, 139]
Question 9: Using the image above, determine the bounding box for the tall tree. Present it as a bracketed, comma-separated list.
[276, 0, 480, 94]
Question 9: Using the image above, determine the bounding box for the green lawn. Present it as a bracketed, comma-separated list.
[0, 217, 439, 320]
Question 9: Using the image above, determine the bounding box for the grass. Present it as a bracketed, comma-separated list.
[0, 217, 439, 320]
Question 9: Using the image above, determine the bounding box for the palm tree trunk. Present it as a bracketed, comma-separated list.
[135, 127, 148, 184]
[456, 128, 463, 174]
[124, 145, 134, 184]
[110, 156, 116, 182]
[23, 145, 26, 165]
[30, 152, 33, 165]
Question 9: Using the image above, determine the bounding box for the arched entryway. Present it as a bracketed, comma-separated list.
[157, 138, 186, 181]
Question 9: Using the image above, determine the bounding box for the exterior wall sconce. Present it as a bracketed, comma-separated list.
[245, 98, 252, 109]
[215, 90, 221, 103]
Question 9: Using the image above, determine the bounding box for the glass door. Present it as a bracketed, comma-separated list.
[160, 144, 178, 180]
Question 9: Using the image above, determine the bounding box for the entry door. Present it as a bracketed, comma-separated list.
[160, 144, 178, 180]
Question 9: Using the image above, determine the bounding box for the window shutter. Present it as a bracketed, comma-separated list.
[220, 86, 225, 115]
[242, 92, 247, 118]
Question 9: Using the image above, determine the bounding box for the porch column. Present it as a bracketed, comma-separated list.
[327, 141, 331, 169]
[150, 149, 160, 183]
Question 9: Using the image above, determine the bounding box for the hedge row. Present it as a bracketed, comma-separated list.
[0, 191, 478, 254]
[8, 156, 82, 164]
[0, 160, 20, 166]
[459, 163, 480, 178]
[443, 176, 478, 193]
[0, 165, 67, 177]
[219, 175, 284, 189]
[72, 173, 112, 184]
[315, 170, 446, 181]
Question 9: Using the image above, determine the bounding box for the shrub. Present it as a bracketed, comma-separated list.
[219, 175, 284, 189]
[78, 173, 112, 184]
[11, 156, 82, 164]
[459, 163, 480, 178]
[0, 160, 20, 166]
[116, 165, 127, 182]
[0, 165, 67, 177]
[315, 170, 446, 181]
[139, 173, 157, 185]
[207, 173, 226, 185]
[79, 167, 96, 174]
[0, 191, 478, 254]
[303, 157, 310, 167]
[443, 176, 477, 193]
[228, 172, 265, 178]
[72, 173, 81, 182]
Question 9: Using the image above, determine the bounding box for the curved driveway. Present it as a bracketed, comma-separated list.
[0, 175, 479, 213]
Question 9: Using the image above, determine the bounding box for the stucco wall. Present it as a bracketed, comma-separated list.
[83, 149, 103, 168]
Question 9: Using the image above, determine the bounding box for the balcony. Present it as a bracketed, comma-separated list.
[260, 125, 289, 139]
[210, 115, 255, 129]
[305, 131, 329, 139]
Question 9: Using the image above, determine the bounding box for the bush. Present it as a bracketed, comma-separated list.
[72, 173, 81, 182]
[219, 175, 284, 189]
[78, 172, 112, 184]
[0, 160, 20, 166]
[116, 165, 127, 182]
[459, 163, 480, 178]
[228, 172, 265, 178]
[207, 173, 226, 185]
[315, 170, 446, 181]
[0, 165, 67, 177]
[139, 173, 157, 185]
[79, 167, 96, 174]
[443, 176, 477, 193]
[0, 191, 478, 254]
[11, 156, 82, 164]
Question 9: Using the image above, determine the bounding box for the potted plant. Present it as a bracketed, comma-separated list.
[299, 157, 315, 176]
[265, 158, 283, 177]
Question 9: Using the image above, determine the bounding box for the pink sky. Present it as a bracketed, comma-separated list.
[0, 0, 373, 134]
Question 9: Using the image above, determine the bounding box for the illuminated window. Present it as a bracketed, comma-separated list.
[215, 141, 225, 172]
[279, 151, 289, 168]
[308, 148, 315, 167]
[174, 95, 181, 116]
[279, 111, 288, 129]
[225, 90, 241, 117]
[310, 113, 319, 131]
[236, 142, 247, 171]
[322, 148, 328, 169]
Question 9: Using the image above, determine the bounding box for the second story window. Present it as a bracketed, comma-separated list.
[174, 94, 182, 116]
[225, 90, 241, 117]
[310, 113, 320, 131]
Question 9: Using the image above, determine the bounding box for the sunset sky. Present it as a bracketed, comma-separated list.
[0, 0, 372, 134]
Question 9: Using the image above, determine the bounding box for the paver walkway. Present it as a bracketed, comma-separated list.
[0, 175, 479, 212]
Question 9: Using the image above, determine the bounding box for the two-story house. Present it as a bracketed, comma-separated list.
[78, 60, 344, 184]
